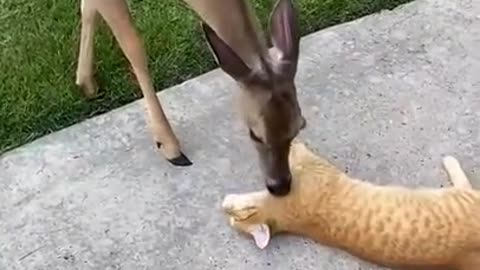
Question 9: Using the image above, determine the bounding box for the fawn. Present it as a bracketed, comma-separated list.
[76, 0, 306, 195]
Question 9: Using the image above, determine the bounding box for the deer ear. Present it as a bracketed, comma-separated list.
[202, 22, 252, 81]
[269, 0, 300, 78]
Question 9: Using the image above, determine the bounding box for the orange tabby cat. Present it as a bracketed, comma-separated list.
[222, 141, 480, 270]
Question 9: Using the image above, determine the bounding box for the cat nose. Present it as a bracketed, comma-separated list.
[266, 174, 292, 196]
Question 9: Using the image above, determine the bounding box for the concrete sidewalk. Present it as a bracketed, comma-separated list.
[1, 0, 480, 269]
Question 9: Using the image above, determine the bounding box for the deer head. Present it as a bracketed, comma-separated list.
[202, 0, 306, 196]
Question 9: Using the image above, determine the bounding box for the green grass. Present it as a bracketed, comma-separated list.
[0, 0, 412, 154]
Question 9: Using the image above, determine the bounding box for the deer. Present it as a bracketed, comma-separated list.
[75, 0, 306, 196]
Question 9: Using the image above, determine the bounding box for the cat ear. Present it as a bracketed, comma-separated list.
[247, 224, 271, 249]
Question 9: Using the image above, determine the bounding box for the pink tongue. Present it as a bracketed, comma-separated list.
[249, 224, 270, 249]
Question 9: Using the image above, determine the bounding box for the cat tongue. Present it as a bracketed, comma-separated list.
[248, 224, 271, 249]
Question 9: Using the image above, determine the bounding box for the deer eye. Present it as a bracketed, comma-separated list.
[249, 129, 263, 143]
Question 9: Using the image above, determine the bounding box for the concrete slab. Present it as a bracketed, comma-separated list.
[2, 0, 480, 269]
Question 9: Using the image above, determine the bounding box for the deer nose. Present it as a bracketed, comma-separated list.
[266, 174, 292, 197]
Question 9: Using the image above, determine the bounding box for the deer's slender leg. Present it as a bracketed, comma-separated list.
[76, 0, 99, 98]
[94, 0, 191, 166]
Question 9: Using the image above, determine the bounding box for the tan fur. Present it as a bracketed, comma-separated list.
[222, 141, 480, 270]
[76, 0, 267, 159]
[75, 0, 304, 183]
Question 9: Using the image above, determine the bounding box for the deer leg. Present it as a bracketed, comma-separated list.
[76, 0, 99, 98]
[94, 0, 192, 166]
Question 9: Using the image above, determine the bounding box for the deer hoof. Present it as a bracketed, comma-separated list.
[156, 142, 193, 166]
[167, 153, 193, 166]
[77, 78, 99, 99]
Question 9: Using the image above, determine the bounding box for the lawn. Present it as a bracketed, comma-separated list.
[0, 0, 412, 154]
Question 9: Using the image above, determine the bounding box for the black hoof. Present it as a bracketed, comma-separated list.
[156, 142, 193, 166]
[168, 153, 193, 166]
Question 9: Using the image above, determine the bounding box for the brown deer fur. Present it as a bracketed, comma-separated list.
[76, 0, 305, 195]
[222, 141, 480, 270]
